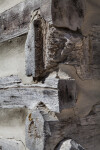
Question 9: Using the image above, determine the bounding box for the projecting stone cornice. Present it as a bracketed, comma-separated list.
[0, 75, 77, 112]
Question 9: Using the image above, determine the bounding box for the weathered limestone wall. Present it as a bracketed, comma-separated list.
[0, 0, 25, 13]
[0, 0, 100, 150]
[0, 1, 29, 149]
[0, 34, 33, 83]
[0, 35, 25, 79]
[0, 108, 28, 150]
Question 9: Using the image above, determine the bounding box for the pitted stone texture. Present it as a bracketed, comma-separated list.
[0, 75, 77, 112]
[25, 102, 58, 150]
[0, 75, 21, 88]
[25, 10, 44, 77]
[0, 0, 41, 43]
[25, 108, 45, 150]
[0, 139, 24, 150]
[0, 0, 85, 43]
[45, 25, 100, 79]
[45, 26, 83, 69]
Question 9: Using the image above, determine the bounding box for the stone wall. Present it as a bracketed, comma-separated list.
[0, 0, 100, 150]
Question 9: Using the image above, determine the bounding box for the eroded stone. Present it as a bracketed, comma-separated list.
[0, 139, 25, 150]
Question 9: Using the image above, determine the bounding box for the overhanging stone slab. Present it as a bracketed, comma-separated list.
[0, 76, 77, 112]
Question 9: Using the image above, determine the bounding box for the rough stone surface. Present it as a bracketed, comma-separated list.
[0, 34, 31, 83]
[25, 20, 84, 79]
[25, 102, 100, 150]
[25, 102, 58, 150]
[44, 26, 83, 69]
[0, 0, 100, 79]
[0, 0, 24, 14]
[0, 138, 25, 150]
[47, 103, 100, 150]
[43, 25, 100, 79]
[25, 10, 44, 77]
[0, 0, 41, 43]
[41, 0, 85, 31]
[0, 75, 77, 112]
[0, 0, 100, 150]
[55, 139, 85, 150]
[0, 75, 21, 88]
[0, 0, 85, 43]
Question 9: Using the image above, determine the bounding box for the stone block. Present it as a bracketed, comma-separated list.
[0, 76, 77, 112]
[25, 102, 58, 150]
[44, 26, 83, 71]
[0, 139, 24, 150]
[41, 0, 85, 31]
[25, 10, 44, 77]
